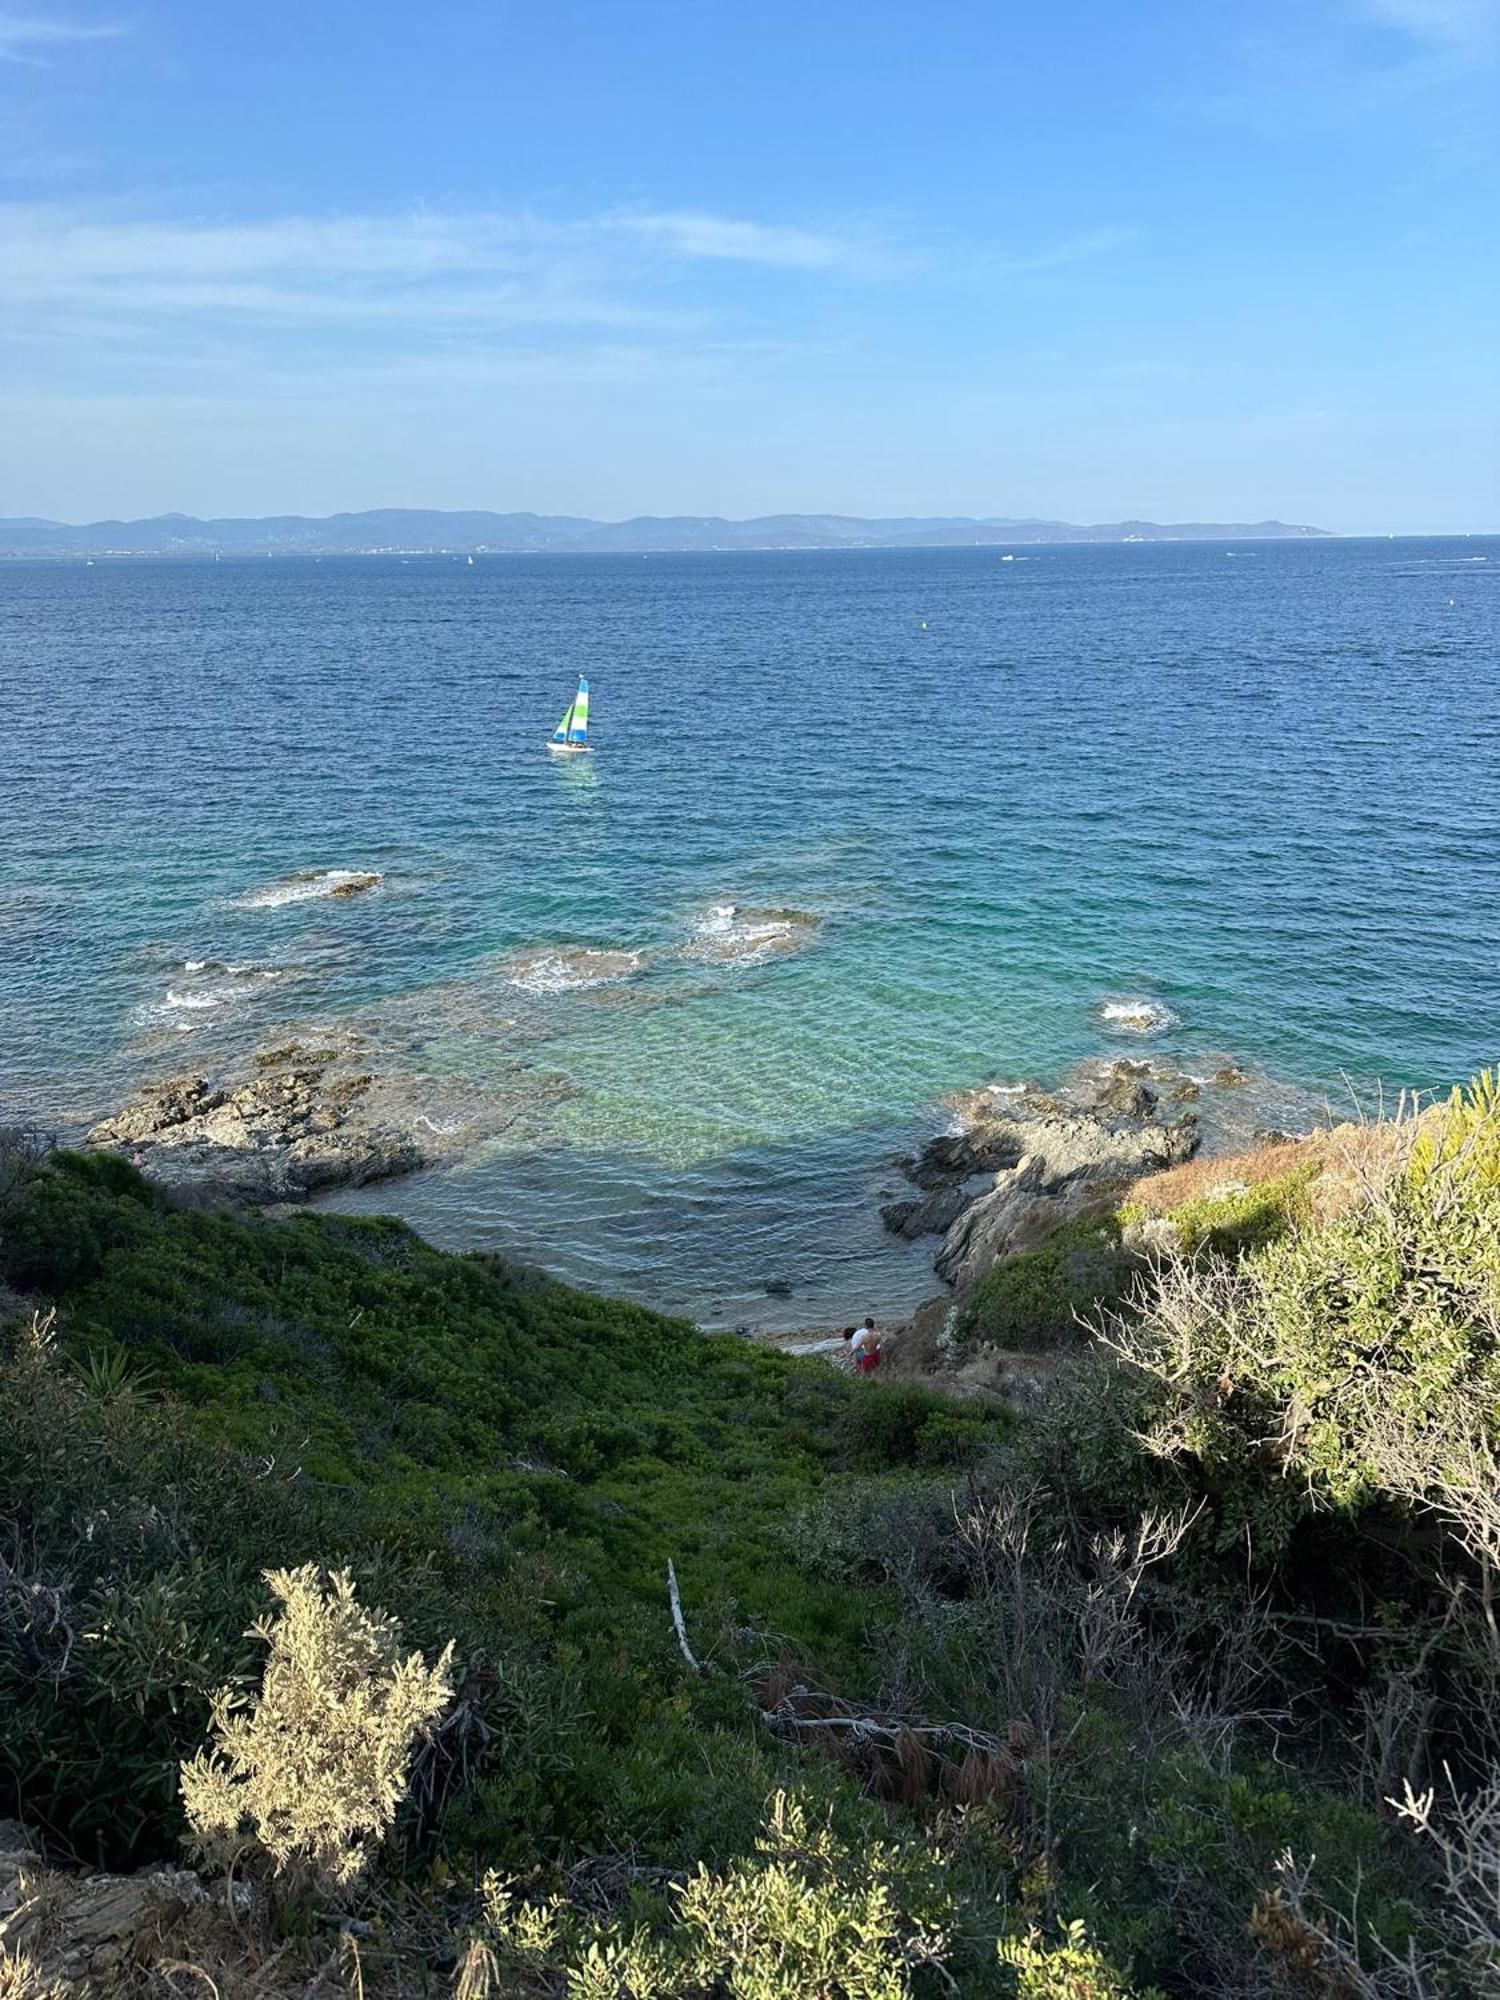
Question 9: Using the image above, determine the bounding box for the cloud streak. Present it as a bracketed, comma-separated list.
[0, 10, 123, 64]
[1358, 0, 1500, 58]
[611, 209, 916, 277]
[0, 201, 912, 344]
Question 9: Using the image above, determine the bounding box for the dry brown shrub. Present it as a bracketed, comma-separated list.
[1129, 1137, 1326, 1214]
[0, 1955, 69, 2000]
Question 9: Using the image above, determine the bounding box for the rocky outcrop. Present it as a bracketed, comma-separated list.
[879, 1174, 993, 1240]
[88, 1050, 418, 1203]
[886, 1061, 1201, 1292]
[932, 1156, 1110, 1292]
[0, 1824, 232, 1992]
[87, 1036, 566, 1205]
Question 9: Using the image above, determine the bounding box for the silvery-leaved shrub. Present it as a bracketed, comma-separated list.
[180, 1563, 453, 1893]
[454, 1790, 953, 1999]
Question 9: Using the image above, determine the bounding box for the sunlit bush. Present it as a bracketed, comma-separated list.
[181, 1564, 453, 1892]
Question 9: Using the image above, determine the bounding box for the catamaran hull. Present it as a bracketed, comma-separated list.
[547, 742, 592, 755]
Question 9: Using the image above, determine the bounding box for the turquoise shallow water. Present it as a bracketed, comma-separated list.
[2, 539, 1497, 1323]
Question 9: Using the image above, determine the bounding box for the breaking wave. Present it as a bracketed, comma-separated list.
[506, 946, 647, 994]
[234, 869, 382, 910]
[682, 903, 821, 967]
[140, 961, 288, 1029]
[1096, 996, 1181, 1036]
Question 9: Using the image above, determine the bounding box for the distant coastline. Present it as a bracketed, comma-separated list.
[0, 506, 1334, 558]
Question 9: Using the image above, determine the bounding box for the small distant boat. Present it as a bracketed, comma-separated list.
[467, 555, 475, 566]
[548, 676, 592, 755]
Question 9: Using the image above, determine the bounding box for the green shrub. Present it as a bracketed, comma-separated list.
[1163, 1165, 1316, 1257]
[843, 1383, 945, 1469]
[957, 1218, 1134, 1350]
[0, 1151, 150, 1291]
[463, 1790, 955, 1999]
[998, 1920, 1155, 1999]
[1115, 1073, 1500, 1521]
[1044, 1710, 1424, 1994]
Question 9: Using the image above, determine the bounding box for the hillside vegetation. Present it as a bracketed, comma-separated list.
[2, 1080, 1499, 1996]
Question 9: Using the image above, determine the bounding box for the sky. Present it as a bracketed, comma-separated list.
[1, 0, 1497, 531]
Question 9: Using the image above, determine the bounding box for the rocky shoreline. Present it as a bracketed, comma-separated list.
[87, 1032, 571, 1205]
[85, 1022, 1317, 1362]
[881, 1059, 1203, 1291]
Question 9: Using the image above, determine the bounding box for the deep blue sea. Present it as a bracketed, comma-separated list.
[2, 539, 1497, 1324]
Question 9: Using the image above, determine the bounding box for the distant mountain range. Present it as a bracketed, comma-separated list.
[0, 509, 1333, 556]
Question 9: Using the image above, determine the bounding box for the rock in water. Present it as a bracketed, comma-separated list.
[91, 1041, 432, 1203]
[1091, 1065, 1159, 1120]
[880, 1174, 995, 1239]
[88, 1075, 226, 1142]
[895, 1061, 1201, 1283]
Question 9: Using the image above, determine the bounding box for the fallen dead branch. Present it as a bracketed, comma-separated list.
[666, 1558, 703, 1674]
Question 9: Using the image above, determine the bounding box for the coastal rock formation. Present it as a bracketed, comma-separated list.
[89, 1053, 419, 1202]
[879, 1175, 992, 1240]
[681, 904, 820, 967]
[0, 1823, 224, 1990]
[933, 1156, 1108, 1292]
[887, 1060, 1201, 1291]
[505, 945, 647, 992]
[233, 867, 383, 909]
[87, 1036, 567, 1205]
[908, 1067, 1198, 1196]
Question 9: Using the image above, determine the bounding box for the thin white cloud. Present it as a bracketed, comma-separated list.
[0, 11, 123, 64]
[1358, 0, 1499, 57]
[611, 209, 915, 278]
[0, 202, 912, 335]
[978, 227, 1140, 279]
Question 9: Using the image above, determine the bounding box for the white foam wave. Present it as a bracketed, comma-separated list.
[1097, 996, 1180, 1036]
[683, 903, 820, 966]
[148, 963, 286, 1023]
[506, 947, 647, 994]
[234, 868, 382, 910]
[166, 971, 282, 1010]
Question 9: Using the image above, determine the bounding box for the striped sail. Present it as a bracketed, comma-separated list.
[551, 698, 575, 744]
[568, 679, 589, 742]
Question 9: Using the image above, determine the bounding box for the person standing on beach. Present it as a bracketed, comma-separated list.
[847, 1316, 882, 1373]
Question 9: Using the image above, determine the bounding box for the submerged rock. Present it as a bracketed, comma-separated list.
[681, 904, 821, 967]
[505, 945, 647, 993]
[233, 867, 382, 909]
[880, 1175, 992, 1240]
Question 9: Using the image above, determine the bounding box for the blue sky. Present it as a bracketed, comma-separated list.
[2, 0, 1496, 530]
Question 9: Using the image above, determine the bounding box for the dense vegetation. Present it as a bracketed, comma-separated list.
[3, 1081, 1499, 1995]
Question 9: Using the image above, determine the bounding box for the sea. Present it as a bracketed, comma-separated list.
[2, 537, 1497, 1325]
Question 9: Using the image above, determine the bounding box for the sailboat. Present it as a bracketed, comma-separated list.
[548, 676, 592, 755]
